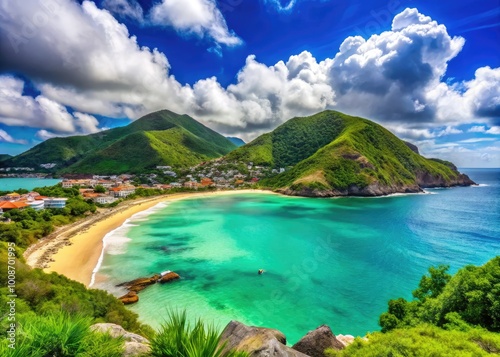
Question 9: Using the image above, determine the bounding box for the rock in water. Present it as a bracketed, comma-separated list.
[219, 320, 309, 357]
[158, 272, 180, 283]
[117, 274, 161, 292]
[292, 325, 345, 356]
[118, 291, 139, 305]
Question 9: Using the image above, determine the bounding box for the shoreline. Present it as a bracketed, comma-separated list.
[32, 189, 275, 286]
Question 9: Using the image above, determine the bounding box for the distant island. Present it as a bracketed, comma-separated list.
[0, 109, 475, 198]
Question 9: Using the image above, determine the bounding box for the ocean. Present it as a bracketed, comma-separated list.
[92, 169, 500, 343]
[0, 178, 62, 192]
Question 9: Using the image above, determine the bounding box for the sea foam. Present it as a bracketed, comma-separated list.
[89, 201, 170, 287]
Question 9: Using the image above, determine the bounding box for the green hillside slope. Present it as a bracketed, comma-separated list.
[228, 111, 474, 196]
[0, 154, 12, 162]
[2, 110, 236, 174]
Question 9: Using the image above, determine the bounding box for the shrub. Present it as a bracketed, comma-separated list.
[0, 313, 124, 357]
[151, 310, 248, 357]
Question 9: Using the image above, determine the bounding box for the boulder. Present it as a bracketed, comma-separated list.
[220, 320, 308, 357]
[119, 291, 139, 305]
[90, 323, 151, 357]
[158, 272, 180, 283]
[123, 342, 151, 357]
[117, 274, 161, 292]
[336, 334, 355, 348]
[292, 325, 344, 357]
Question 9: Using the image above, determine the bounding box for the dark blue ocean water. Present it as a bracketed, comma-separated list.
[94, 169, 500, 343]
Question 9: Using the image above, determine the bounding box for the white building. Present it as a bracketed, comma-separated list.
[95, 196, 117, 205]
[43, 198, 68, 209]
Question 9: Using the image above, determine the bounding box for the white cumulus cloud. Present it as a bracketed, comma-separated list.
[149, 0, 242, 46]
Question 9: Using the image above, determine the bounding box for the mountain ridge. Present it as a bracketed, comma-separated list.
[228, 110, 474, 196]
[2, 110, 237, 174]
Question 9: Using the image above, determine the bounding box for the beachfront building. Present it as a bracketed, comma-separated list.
[43, 198, 68, 208]
[110, 185, 136, 198]
[95, 196, 118, 205]
[27, 200, 45, 210]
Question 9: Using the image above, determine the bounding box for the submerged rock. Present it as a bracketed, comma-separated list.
[292, 325, 345, 357]
[220, 320, 308, 357]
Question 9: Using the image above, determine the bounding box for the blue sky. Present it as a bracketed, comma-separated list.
[0, 0, 499, 167]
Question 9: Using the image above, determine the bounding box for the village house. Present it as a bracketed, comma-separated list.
[200, 178, 214, 187]
[183, 181, 198, 189]
[0, 201, 29, 211]
[109, 185, 136, 198]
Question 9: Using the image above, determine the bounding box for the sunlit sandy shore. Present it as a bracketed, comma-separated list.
[34, 189, 275, 286]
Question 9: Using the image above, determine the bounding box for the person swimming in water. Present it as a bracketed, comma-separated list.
[258, 269, 264, 275]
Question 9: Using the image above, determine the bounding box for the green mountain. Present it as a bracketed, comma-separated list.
[226, 136, 246, 147]
[227, 110, 474, 196]
[2, 110, 237, 174]
[0, 154, 12, 162]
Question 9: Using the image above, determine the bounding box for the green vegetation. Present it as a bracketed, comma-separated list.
[229, 110, 466, 194]
[328, 257, 500, 356]
[0, 185, 96, 248]
[151, 310, 248, 357]
[379, 257, 500, 332]
[0, 313, 124, 357]
[2, 110, 236, 174]
[0, 242, 151, 338]
[0, 154, 12, 162]
[326, 324, 500, 357]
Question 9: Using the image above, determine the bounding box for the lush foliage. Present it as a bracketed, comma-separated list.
[326, 324, 500, 357]
[0, 313, 124, 357]
[328, 257, 500, 356]
[379, 257, 500, 332]
[229, 110, 462, 192]
[151, 310, 248, 357]
[0, 242, 152, 337]
[0, 185, 96, 248]
[2, 109, 236, 174]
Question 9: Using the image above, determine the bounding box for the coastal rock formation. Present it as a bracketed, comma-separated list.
[117, 271, 180, 305]
[118, 291, 139, 305]
[220, 320, 308, 357]
[117, 274, 161, 292]
[336, 334, 355, 347]
[90, 323, 151, 357]
[292, 325, 345, 356]
[158, 271, 180, 283]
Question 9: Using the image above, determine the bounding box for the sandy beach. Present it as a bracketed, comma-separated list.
[26, 189, 274, 286]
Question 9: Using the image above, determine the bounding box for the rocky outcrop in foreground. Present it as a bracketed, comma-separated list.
[292, 325, 345, 356]
[90, 323, 151, 357]
[219, 321, 353, 357]
[219, 321, 307, 356]
[117, 271, 180, 304]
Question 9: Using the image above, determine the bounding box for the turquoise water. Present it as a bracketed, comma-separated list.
[0, 178, 62, 192]
[94, 169, 500, 343]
